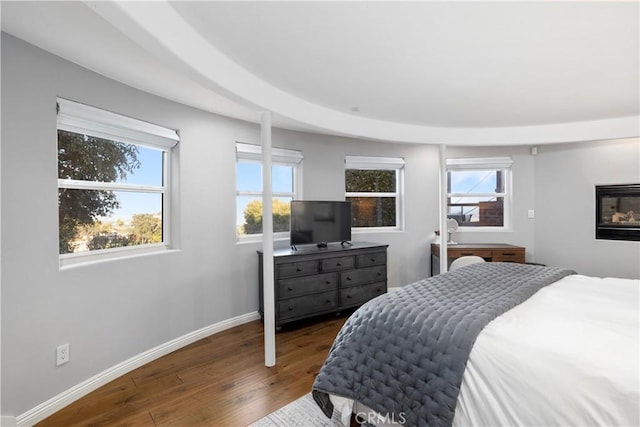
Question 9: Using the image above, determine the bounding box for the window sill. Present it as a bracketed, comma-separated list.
[236, 233, 290, 245]
[59, 244, 179, 270]
[352, 226, 404, 234]
[456, 226, 512, 233]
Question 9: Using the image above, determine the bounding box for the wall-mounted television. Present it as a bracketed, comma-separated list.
[290, 201, 352, 248]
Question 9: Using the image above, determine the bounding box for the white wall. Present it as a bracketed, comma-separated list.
[534, 138, 640, 279]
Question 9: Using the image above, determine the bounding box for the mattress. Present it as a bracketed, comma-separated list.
[329, 273, 639, 426]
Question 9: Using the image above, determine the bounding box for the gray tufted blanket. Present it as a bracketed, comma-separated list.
[312, 262, 575, 426]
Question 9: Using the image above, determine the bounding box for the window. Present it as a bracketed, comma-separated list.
[236, 143, 302, 239]
[446, 157, 512, 229]
[57, 99, 179, 262]
[345, 156, 405, 229]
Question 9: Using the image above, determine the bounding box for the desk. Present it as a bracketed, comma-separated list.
[430, 243, 525, 276]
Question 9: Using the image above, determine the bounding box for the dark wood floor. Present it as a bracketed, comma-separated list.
[36, 314, 349, 426]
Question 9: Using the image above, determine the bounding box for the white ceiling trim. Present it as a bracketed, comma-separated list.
[80, 2, 640, 146]
[1, 1, 260, 127]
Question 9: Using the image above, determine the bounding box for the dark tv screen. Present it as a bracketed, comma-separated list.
[290, 201, 352, 246]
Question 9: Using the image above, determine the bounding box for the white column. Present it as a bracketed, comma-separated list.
[438, 144, 448, 274]
[261, 111, 276, 367]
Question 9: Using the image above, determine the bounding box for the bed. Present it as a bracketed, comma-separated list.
[312, 262, 639, 426]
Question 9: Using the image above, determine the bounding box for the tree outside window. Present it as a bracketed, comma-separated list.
[56, 98, 177, 261]
[235, 143, 302, 239]
[58, 130, 164, 254]
[345, 156, 404, 229]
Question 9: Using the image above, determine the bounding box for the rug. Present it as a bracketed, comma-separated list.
[248, 392, 344, 426]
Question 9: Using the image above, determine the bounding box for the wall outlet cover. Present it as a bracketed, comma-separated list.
[56, 343, 70, 366]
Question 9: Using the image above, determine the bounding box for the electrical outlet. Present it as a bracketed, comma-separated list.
[56, 343, 70, 366]
[527, 210, 535, 219]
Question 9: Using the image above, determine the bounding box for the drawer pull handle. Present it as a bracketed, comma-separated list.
[336, 262, 341, 266]
[377, 272, 382, 276]
[346, 277, 352, 281]
[370, 258, 376, 262]
[461, 252, 473, 256]
[326, 280, 332, 285]
[296, 268, 302, 272]
[377, 288, 382, 292]
[287, 287, 293, 291]
[346, 295, 352, 299]
[288, 306, 293, 311]
[503, 252, 515, 256]
[326, 299, 332, 303]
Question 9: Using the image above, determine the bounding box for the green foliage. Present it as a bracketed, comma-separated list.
[57, 130, 140, 253]
[345, 170, 395, 193]
[79, 214, 162, 251]
[242, 200, 263, 234]
[346, 169, 397, 227]
[88, 233, 131, 251]
[241, 199, 290, 235]
[129, 214, 162, 244]
[58, 130, 140, 182]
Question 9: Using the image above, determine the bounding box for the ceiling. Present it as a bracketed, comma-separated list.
[2, 1, 639, 145]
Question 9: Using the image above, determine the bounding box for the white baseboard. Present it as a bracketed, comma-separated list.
[0, 416, 17, 427]
[15, 311, 261, 427]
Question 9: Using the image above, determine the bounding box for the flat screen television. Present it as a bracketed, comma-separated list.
[290, 200, 352, 248]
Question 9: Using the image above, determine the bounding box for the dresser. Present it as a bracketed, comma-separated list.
[258, 242, 388, 329]
[430, 243, 525, 276]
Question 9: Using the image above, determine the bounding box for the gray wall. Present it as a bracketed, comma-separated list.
[445, 145, 537, 260]
[1, 33, 638, 418]
[0, 34, 442, 416]
[228, 130, 445, 317]
[274, 129, 442, 287]
[1, 34, 260, 415]
[533, 139, 640, 278]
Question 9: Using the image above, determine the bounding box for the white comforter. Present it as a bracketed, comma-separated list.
[454, 274, 639, 426]
[331, 274, 639, 426]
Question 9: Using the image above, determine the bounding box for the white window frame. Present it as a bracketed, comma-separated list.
[345, 155, 405, 232]
[446, 157, 513, 232]
[57, 98, 179, 267]
[235, 142, 303, 242]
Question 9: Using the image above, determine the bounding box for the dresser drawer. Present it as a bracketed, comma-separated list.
[492, 250, 525, 263]
[341, 282, 386, 307]
[278, 291, 338, 320]
[321, 256, 355, 272]
[278, 272, 337, 299]
[277, 260, 318, 278]
[356, 251, 387, 267]
[341, 265, 386, 287]
[259, 243, 388, 328]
